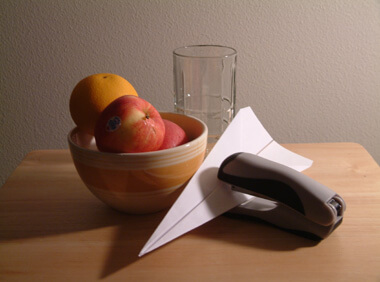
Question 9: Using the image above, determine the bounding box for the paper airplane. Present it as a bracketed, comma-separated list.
[139, 107, 313, 256]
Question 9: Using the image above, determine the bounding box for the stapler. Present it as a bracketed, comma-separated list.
[218, 152, 346, 240]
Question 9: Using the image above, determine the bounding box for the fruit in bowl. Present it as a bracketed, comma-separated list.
[68, 112, 207, 214]
[68, 73, 207, 214]
[95, 95, 166, 153]
[69, 73, 138, 135]
[159, 119, 189, 150]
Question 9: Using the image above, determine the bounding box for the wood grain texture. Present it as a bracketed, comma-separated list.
[1, 143, 379, 281]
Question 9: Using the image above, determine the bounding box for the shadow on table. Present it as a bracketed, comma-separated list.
[0, 164, 317, 279]
[192, 213, 319, 252]
[189, 167, 319, 251]
[0, 185, 165, 279]
[98, 210, 165, 279]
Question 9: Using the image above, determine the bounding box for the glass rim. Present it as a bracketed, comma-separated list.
[173, 45, 237, 58]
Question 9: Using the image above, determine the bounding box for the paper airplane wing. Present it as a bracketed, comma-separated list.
[139, 107, 312, 256]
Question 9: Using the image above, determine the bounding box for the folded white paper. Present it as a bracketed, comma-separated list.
[139, 107, 313, 256]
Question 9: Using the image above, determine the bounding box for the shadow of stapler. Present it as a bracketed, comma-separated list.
[218, 152, 346, 240]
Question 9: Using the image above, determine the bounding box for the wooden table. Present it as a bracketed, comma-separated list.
[1, 143, 379, 281]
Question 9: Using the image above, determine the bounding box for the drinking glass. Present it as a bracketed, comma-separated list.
[173, 45, 237, 144]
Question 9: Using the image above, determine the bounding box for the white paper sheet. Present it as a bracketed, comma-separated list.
[139, 107, 313, 256]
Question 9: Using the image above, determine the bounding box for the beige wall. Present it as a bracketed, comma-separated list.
[1, 0, 379, 187]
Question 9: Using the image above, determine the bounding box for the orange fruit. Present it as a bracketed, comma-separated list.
[70, 73, 138, 135]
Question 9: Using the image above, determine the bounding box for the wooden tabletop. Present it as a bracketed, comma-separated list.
[1, 143, 379, 281]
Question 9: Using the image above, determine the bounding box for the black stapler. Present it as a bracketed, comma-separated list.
[218, 152, 346, 240]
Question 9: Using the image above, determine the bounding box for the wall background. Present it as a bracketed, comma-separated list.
[1, 0, 379, 187]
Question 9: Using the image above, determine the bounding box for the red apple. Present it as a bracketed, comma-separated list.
[159, 119, 189, 150]
[94, 95, 165, 153]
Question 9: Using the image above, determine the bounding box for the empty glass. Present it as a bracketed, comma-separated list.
[173, 45, 237, 144]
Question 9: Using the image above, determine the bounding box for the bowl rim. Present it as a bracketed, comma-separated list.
[68, 112, 208, 156]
